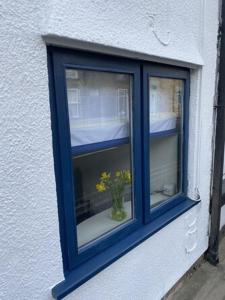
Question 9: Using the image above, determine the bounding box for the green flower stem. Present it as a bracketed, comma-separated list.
[97, 170, 131, 221]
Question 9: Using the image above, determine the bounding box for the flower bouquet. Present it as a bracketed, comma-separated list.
[96, 170, 131, 221]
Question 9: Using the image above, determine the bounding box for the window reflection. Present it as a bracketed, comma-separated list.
[66, 70, 131, 147]
[66, 69, 134, 247]
[149, 78, 183, 207]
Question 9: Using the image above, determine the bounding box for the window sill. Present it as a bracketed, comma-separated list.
[52, 198, 199, 300]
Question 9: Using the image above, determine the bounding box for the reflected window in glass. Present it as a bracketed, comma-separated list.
[149, 77, 184, 207]
[65, 69, 134, 247]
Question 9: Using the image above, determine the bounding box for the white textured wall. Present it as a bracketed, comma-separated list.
[0, 1, 63, 299]
[0, 0, 219, 300]
[43, 0, 204, 67]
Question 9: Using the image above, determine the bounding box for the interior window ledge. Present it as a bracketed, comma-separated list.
[52, 197, 199, 300]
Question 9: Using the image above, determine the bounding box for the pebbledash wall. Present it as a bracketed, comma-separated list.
[0, 0, 220, 299]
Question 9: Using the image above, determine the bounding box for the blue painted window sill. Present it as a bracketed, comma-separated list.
[52, 198, 199, 300]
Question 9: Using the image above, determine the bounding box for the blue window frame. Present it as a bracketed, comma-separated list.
[142, 65, 190, 222]
[48, 47, 198, 299]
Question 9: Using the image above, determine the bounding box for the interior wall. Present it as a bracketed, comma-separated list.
[150, 135, 178, 192]
[73, 145, 131, 218]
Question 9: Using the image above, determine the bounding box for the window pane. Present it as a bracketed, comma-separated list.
[149, 77, 183, 207]
[66, 69, 130, 147]
[66, 69, 133, 247]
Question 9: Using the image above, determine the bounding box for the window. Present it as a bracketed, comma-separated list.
[149, 78, 183, 206]
[67, 88, 81, 118]
[117, 88, 129, 119]
[49, 48, 197, 299]
[65, 69, 134, 247]
[221, 148, 225, 206]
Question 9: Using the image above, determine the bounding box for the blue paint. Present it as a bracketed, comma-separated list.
[47, 51, 70, 274]
[71, 137, 129, 156]
[142, 64, 190, 223]
[150, 128, 177, 138]
[48, 46, 193, 298]
[52, 198, 198, 299]
[49, 46, 142, 270]
[71, 130, 177, 156]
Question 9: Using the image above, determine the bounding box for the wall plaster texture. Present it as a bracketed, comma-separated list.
[0, 0, 219, 299]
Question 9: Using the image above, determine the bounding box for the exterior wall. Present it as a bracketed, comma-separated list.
[0, 2, 63, 299]
[0, 1, 219, 300]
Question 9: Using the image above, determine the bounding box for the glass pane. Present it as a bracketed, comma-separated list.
[66, 69, 130, 147]
[149, 77, 183, 207]
[223, 146, 225, 194]
[66, 69, 133, 247]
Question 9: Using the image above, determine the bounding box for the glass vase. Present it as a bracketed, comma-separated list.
[111, 196, 127, 221]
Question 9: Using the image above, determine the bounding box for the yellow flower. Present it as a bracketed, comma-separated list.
[96, 182, 106, 192]
[116, 171, 121, 177]
[101, 172, 110, 180]
[124, 170, 131, 183]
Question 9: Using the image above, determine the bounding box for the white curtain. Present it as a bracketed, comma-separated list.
[66, 69, 131, 147]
